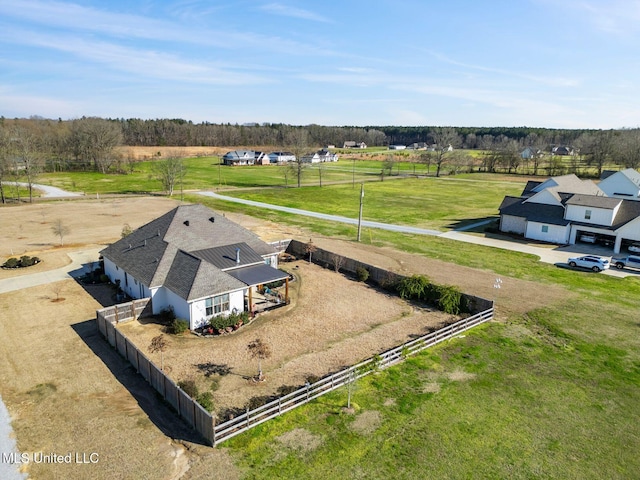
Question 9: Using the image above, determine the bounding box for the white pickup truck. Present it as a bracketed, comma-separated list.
[613, 255, 640, 270]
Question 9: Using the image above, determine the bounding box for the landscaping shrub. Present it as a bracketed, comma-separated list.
[436, 284, 465, 315]
[2, 256, 41, 269]
[157, 306, 176, 324]
[396, 274, 430, 300]
[169, 318, 189, 335]
[2, 258, 19, 268]
[178, 379, 199, 398]
[196, 392, 214, 412]
[356, 266, 370, 282]
[209, 311, 248, 331]
[99, 274, 110, 283]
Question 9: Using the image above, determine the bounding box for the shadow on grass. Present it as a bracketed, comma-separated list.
[71, 318, 208, 446]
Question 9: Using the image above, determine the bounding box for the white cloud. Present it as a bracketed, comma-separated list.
[260, 3, 331, 23]
[0, 28, 271, 85]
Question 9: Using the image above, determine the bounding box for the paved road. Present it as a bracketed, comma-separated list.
[198, 190, 636, 278]
[197, 191, 442, 236]
[3, 182, 82, 198]
[0, 395, 26, 480]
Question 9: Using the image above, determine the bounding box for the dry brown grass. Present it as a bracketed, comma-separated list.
[119, 260, 452, 413]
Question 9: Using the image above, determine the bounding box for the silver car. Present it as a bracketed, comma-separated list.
[568, 255, 610, 272]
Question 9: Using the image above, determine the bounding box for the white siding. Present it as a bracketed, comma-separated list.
[525, 190, 562, 206]
[616, 216, 640, 243]
[500, 215, 526, 235]
[598, 175, 640, 198]
[164, 288, 191, 323]
[525, 222, 569, 244]
[565, 204, 617, 226]
[189, 289, 246, 330]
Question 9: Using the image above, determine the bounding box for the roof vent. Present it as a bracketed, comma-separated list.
[236, 248, 241, 264]
[184, 220, 190, 226]
[209, 216, 215, 223]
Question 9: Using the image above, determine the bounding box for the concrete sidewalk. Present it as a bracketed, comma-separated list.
[0, 247, 102, 295]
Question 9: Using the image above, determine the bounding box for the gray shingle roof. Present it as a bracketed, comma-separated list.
[565, 195, 622, 209]
[101, 204, 278, 300]
[192, 242, 265, 270]
[499, 196, 569, 226]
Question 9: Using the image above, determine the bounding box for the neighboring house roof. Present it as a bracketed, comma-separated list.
[101, 204, 278, 300]
[499, 196, 569, 226]
[521, 180, 542, 196]
[565, 194, 622, 209]
[223, 150, 254, 160]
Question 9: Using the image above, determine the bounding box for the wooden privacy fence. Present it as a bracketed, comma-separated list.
[96, 281, 493, 447]
[96, 300, 214, 446]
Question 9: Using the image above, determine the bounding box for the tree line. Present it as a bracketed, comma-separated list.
[2, 116, 640, 203]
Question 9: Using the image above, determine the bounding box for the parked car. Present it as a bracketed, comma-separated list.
[613, 255, 640, 270]
[567, 255, 610, 272]
[579, 233, 597, 243]
[628, 243, 640, 253]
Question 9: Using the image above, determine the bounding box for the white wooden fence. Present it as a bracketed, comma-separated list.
[211, 306, 493, 445]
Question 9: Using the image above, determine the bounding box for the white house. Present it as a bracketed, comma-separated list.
[598, 168, 640, 199]
[301, 149, 339, 163]
[267, 151, 296, 164]
[498, 173, 640, 253]
[100, 204, 288, 330]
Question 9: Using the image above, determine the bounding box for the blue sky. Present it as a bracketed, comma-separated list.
[1, 0, 639, 128]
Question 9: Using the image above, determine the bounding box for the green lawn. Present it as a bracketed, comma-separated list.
[218, 176, 524, 230]
[184, 190, 640, 479]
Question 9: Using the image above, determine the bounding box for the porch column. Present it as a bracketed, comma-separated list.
[285, 277, 289, 303]
[614, 236, 622, 254]
[248, 288, 253, 316]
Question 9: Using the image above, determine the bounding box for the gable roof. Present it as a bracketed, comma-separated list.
[101, 204, 278, 299]
[565, 194, 622, 209]
[499, 196, 569, 226]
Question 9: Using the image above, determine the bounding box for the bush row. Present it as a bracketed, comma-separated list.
[2, 255, 41, 269]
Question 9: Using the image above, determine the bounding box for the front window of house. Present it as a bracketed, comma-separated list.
[541, 225, 549, 233]
[585, 210, 592, 220]
[206, 293, 230, 316]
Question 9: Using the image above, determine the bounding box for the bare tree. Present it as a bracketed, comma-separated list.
[331, 253, 344, 273]
[419, 151, 433, 175]
[285, 129, 312, 188]
[68, 117, 122, 173]
[51, 219, 70, 246]
[121, 223, 133, 238]
[305, 239, 317, 264]
[428, 127, 461, 177]
[247, 338, 271, 381]
[12, 126, 44, 203]
[153, 153, 187, 196]
[614, 129, 640, 169]
[149, 334, 168, 371]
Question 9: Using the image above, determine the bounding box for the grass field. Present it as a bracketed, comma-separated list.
[182, 178, 640, 479]
[14, 161, 640, 478]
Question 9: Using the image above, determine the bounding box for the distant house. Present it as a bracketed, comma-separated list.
[597, 168, 640, 199]
[551, 146, 574, 156]
[266, 151, 296, 164]
[406, 142, 428, 150]
[301, 149, 339, 163]
[100, 204, 288, 331]
[388, 145, 406, 150]
[498, 173, 640, 253]
[343, 141, 367, 149]
[223, 150, 255, 166]
[521, 147, 542, 160]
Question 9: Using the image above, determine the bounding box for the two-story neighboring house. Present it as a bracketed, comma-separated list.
[100, 204, 288, 330]
[498, 173, 640, 253]
[597, 168, 640, 199]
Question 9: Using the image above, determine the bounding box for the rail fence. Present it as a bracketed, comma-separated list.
[96, 250, 494, 447]
[211, 306, 493, 445]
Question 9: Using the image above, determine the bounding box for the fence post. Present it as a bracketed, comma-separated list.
[305, 381, 310, 402]
[246, 405, 250, 428]
[278, 398, 282, 415]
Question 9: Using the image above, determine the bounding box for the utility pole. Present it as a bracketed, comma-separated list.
[357, 183, 364, 242]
